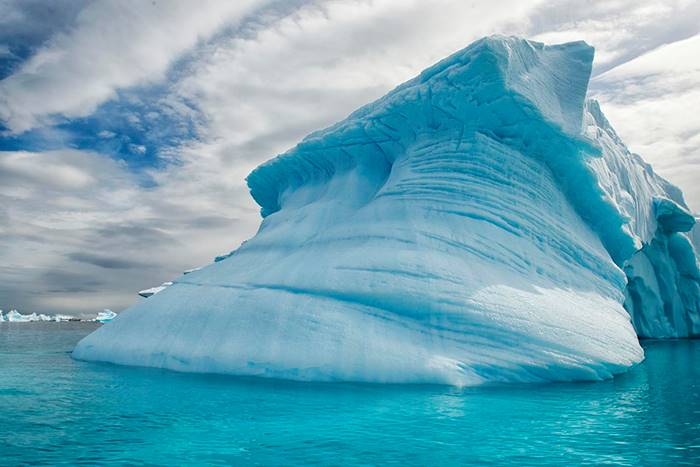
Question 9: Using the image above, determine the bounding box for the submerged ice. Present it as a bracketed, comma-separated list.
[73, 36, 700, 385]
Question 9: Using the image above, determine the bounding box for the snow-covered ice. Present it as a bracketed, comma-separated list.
[138, 269, 201, 298]
[138, 282, 173, 298]
[73, 36, 699, 385]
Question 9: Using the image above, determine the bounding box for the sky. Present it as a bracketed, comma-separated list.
[0, 0, 698, 316]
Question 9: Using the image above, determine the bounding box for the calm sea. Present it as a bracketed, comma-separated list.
[1, 322, 699, 465]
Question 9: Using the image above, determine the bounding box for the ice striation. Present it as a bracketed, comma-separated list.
[73, 36, 700, 385]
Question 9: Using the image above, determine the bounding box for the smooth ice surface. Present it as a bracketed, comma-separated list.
[74, 36, 700, 385]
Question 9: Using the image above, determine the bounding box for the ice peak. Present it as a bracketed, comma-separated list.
[247, 36, 595, 218]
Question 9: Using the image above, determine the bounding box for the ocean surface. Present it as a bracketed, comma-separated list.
[1, 322, 699, 465]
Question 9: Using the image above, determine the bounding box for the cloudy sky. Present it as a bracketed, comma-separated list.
[1, 0, 698, 316]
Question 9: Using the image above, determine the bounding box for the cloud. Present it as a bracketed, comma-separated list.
[0, 0, 698, 315]
[0, 0, 91, 79]
[0, 0, 267, 133]
[0, 148, 259, 315]
[0, 150, 97, 189]
[67, 252, 147, 270]
[42, 269, 104, 294]
[525, 0, 700, 74]
[176, 0, 543, 147]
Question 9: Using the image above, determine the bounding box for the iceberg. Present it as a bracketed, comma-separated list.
[0, 309, 76, 322]
[94, 309, 117, 323]
[73, 36, 699, 385]
[7, 310, 36, 322]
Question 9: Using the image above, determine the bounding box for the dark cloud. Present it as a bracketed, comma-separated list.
[90, 222, 174, 244]
[187, 216, 239, 229]
[67, 252, 147, 270]
[42, 269, 104, 294]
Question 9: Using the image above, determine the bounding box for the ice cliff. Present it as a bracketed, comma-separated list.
[73, 36, 699, 385]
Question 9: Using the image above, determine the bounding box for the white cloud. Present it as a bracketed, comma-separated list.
[180, 0, 543, 142]
[0, 150, 96, 190]
[526, 0, 700, 74]
[129, 144, 147, 155]
[0, 0, 267, 133]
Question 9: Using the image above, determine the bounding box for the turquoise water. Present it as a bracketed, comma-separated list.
[1, 323, 699, 465]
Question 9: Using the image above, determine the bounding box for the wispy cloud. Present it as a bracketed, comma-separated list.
[526, 0, 700, 74]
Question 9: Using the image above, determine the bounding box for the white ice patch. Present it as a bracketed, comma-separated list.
[138, 282, 173, 298]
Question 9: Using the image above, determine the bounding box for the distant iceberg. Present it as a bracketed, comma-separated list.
[93, 309, 117, 323]
[0, 308, 115, 323]
[74, 36, 699, 385]
[0, 309, 75, 322]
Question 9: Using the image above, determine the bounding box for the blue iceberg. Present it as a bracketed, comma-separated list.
[94, 309, 117, 323]
[74, 36, 699, 385]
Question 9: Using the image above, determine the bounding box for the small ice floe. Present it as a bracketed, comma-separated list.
[94, 309, 117, 323]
